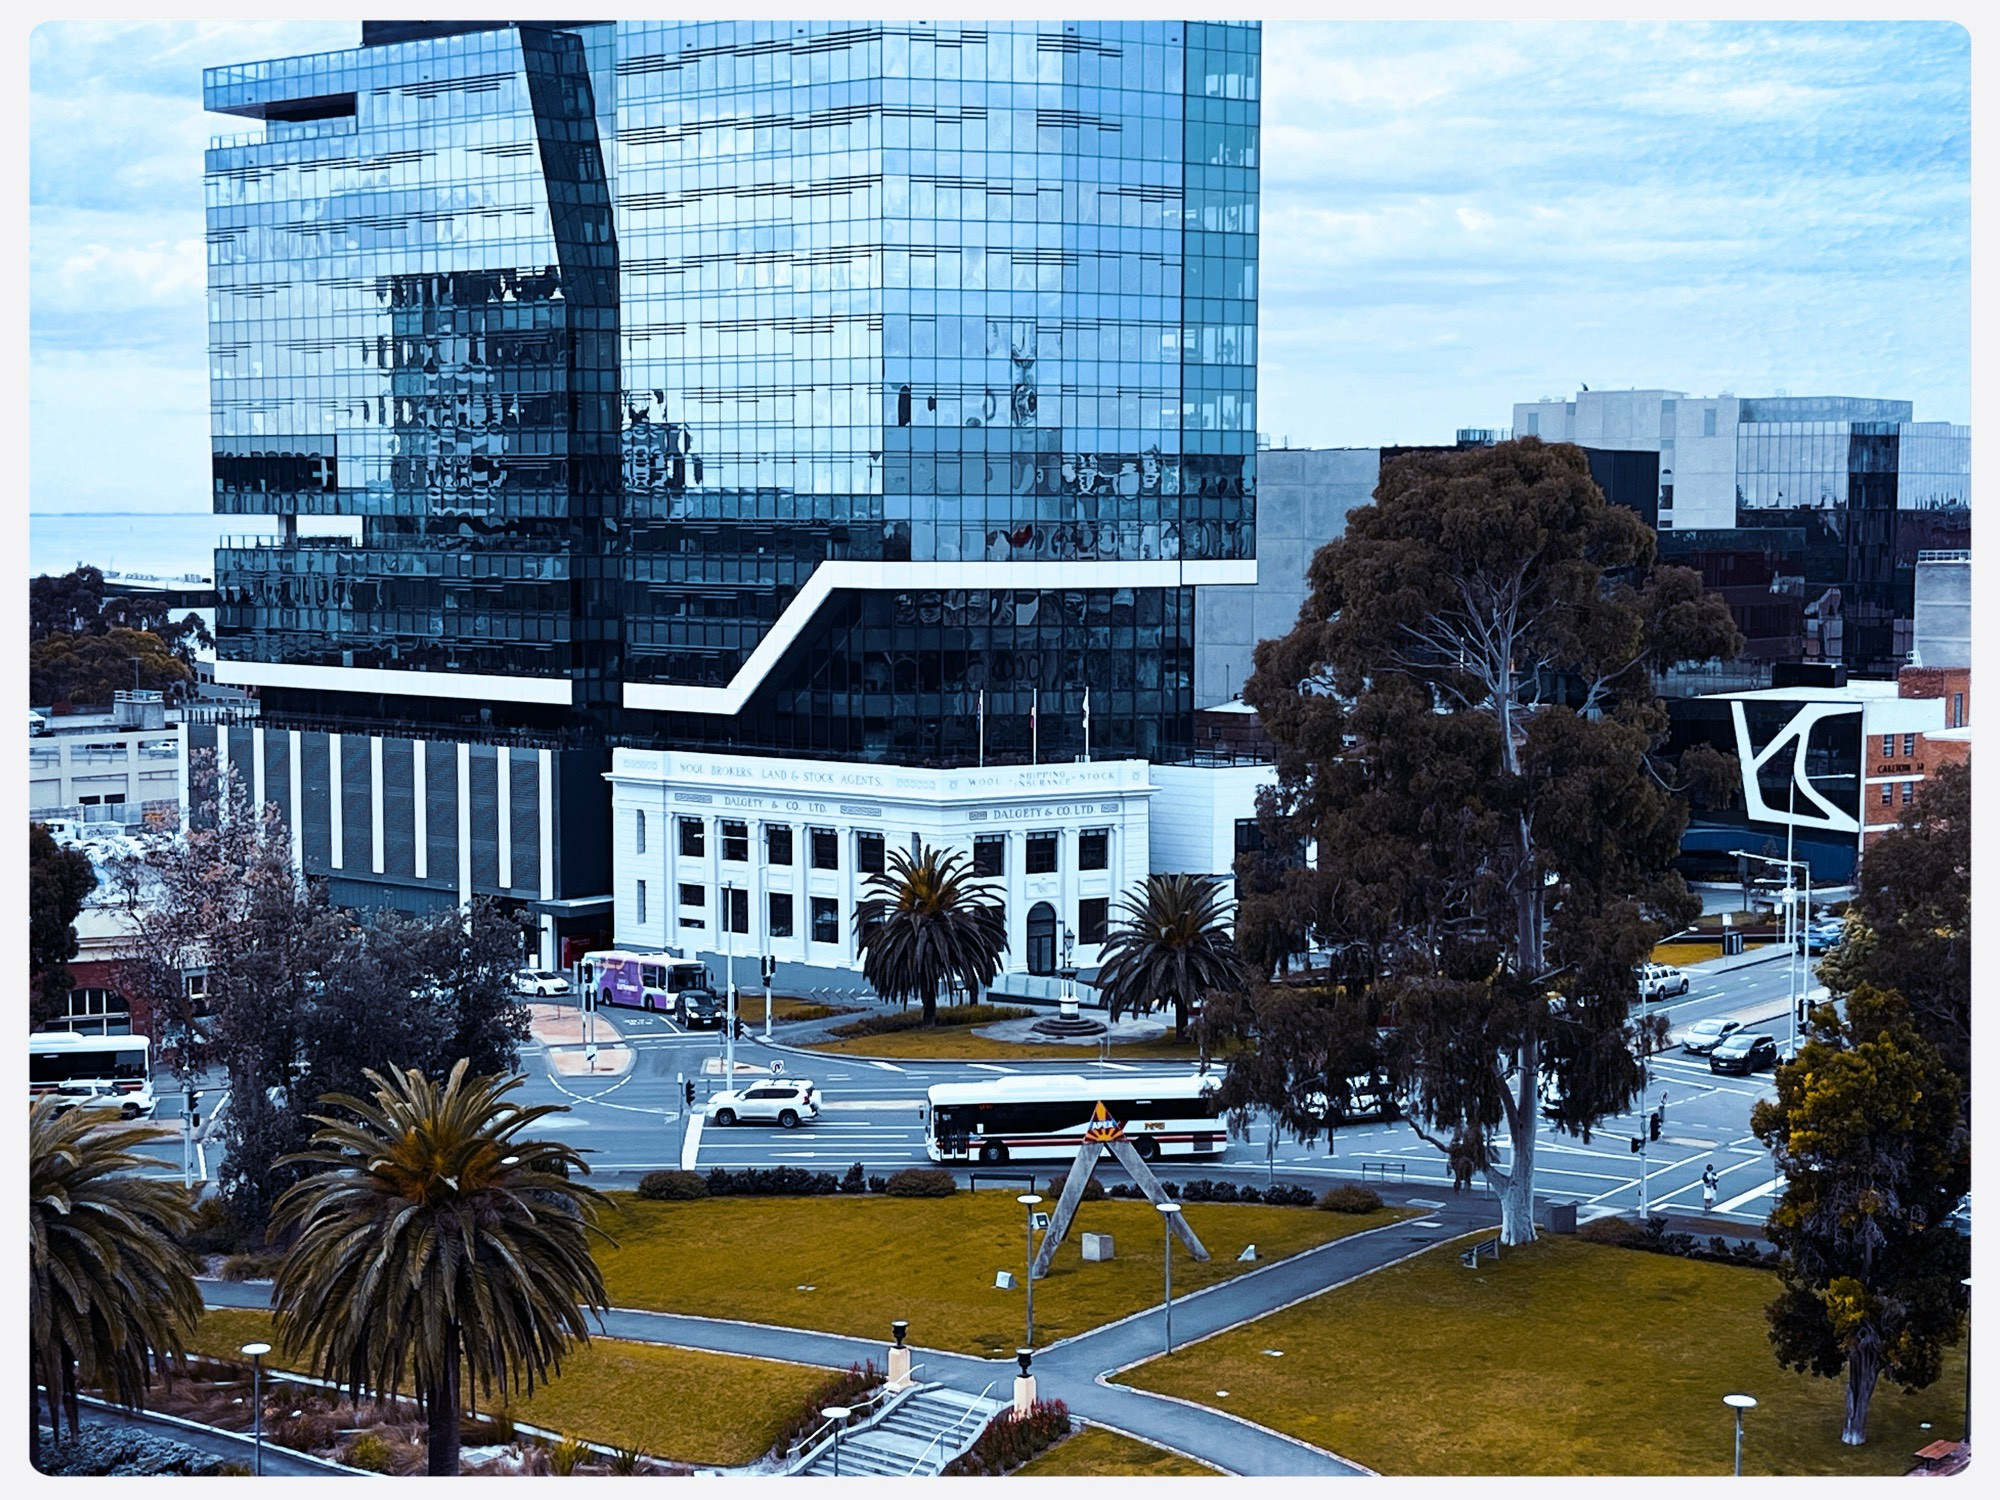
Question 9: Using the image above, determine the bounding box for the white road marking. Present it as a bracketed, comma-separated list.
[967, 1063, 1018, 1074]
[1094, 1061, 1140, 1072]
[680, 1114, 704, 1170]
[1717, 1174, 1785, 1213]
[863, 1060, 907, 1073]
[820, 1100, 923, 1111]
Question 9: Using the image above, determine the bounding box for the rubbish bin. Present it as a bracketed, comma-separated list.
[1547, 1201, 1578, 1235]
[1722, 930, 1745, 956]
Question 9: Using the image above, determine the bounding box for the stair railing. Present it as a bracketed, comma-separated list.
[905, 1381, 1000, 1476]
[784, 1372, 924, 1474]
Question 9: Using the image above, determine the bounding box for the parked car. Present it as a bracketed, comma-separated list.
[1301, 1075, 1399, 1125]
[1680, 1017, 1744, 1056]
[512, 968, 573, 998]
[706, 1078, 820, 1129]
[1635, 963, 1691, 1002]
[1804, 918, 1846, 954]
[1709, 1032, 1779, 1075]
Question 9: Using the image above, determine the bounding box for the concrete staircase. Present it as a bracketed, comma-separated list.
[793, 1385, 1007, 1477]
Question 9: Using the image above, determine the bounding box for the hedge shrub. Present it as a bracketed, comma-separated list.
[827, 1003, 1033, 1038]
[770, 1362, 882, 1461]
[704, 1165, 840, 1197]
[636, 1170, 709, 1201]
[941, 1399, 1072, 1476]
[1316, 1185, 1384, 1214]
[883, 1168, 958, 1198]
[219, 1251, 280, 1282]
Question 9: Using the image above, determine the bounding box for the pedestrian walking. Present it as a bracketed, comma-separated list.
[1702, 1163, 1719, 1211]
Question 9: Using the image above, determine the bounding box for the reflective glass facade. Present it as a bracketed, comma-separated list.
[204, 20, 1260, 766]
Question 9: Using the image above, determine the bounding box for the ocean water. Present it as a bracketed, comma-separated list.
[29, 513, 280, 583]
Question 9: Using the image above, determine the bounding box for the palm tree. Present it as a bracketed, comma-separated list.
[855, 844, 1009, 1025]
[1095, 873, 1247, 1043]
[29, 1098, 202, 1466]
[270, 1060, 612, 1476]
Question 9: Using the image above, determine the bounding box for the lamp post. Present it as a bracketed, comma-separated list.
[241, 1341, 272, 1475]
[1730, 847, 1809, 1059]
[1157, 1202, 1183, 1353]
[1723, 1392, 1757, 1476]
[1018, 1193, 1043, 1347]
[820, 1406, 851, 1476]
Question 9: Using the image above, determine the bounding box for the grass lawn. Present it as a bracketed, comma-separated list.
[1015, 1426, 1220, 1476]
[186, 1306, 830, 1467]
[596, 1192, 1410, 1355]
[804, 1028, 1205, 1062]
[1122, 1233, 1967, 1476]
[762, 994, 858, 1023]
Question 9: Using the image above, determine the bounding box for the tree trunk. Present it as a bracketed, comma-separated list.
[29, 1350, 41, 1471]
[1841, 1346, 1881, 1446]
[426, 1341, 462, 1476]
[1494, 1041, 1540, 1245]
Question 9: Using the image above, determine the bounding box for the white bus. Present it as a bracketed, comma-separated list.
[29, 1032, 157, 1119]
[925, 1073, 1226, 1165]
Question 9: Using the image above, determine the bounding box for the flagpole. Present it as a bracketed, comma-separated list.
[1031, 688, 1039, 765]
[978, 689, 985, 768]
[1083, 688, 1091, 762]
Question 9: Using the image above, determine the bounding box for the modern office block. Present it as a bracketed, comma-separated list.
[202, 20, 1263, 960]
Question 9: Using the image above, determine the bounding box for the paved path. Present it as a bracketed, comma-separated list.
[50, 1401, 356, 1477]
[200, 1192, 1500, 1476]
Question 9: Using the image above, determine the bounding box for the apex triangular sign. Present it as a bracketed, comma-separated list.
[1083, 1100, 1124, 1142]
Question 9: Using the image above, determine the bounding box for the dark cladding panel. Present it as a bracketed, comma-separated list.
[298, 733, 331, 871]
[424, 740, 459, 893]
[340, 735, 373, 874]
[468, 745, 501, 892]
[260, 730, 293, 833]
[510, 750, 541, 897]
[380, 738, 416, 881]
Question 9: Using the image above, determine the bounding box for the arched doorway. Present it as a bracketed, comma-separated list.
[1026, 902, 1058, 976]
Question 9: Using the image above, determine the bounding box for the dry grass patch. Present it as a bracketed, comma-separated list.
[185, 1306, 828, 1467]
[1123, 1232, 1966, 1476]
[1015, 1426, 1220, 1476]
[597, 1191, 1409, 1354]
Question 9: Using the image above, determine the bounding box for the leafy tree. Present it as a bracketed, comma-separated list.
[855, 844, 1008, 1024]
[1819, 762, 1969, 1099]
[29, 824, 98, 1030]
[29, 567, 110, 640]
[1751, 985, 1968, 1445]
[272, 1063, 611, 1476]
[1224, 438, 1741, 1242]
[29, 1099, 202, 1466]
[413, 897, 535, 1077]
[29, 625, 191, 707]
[1094, 873, 1246, 1044]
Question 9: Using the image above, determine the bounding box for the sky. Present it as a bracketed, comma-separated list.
[23, 11, 1972, 517]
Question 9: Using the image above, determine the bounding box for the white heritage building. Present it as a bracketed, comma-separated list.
[607, 749, 1271, 989]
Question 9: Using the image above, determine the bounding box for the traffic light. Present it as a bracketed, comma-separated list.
[683, 1079, 696, 1107]
[1630, 1136, 1643, 1153]
[1649, 1111, 1662, 1142]
[184, 1086, 200, 1130]
[761, 954, 777, 985]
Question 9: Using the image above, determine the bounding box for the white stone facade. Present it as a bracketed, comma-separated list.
[606, 751, 1158, 979]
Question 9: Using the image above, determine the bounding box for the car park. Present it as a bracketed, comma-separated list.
[1680, 1017, 1743, 1055]
[512, 968, 573, 998]
[1635, 963, 1691, 1001]
[1709, 1032, 1779, 1075]
[706, 1079, 820, 1129]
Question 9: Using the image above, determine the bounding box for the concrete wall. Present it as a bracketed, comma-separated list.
[1146, 762, 1276, 911]
[1196, 446, 1380, 705]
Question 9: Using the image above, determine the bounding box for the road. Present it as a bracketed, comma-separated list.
[133, 948, 1815, 1231]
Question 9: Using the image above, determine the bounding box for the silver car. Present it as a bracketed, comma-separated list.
[1680, 1017, 1743, 1056]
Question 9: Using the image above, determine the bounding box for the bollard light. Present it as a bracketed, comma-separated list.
[1016, 1347, 1033, 1377]
[241, 1341, 273, 1476]
[1723, 1392, 1757, 1476]
[1157, 1202, 1183, 1354]
[821, 1405, 852, 1477]
[892, 1320, 908, 1349]
[1018, 1194, 1043, 1349]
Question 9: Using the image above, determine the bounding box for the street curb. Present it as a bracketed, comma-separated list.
[1082, 1380, 1374, 1477]
[72, 1393, 375, 1476]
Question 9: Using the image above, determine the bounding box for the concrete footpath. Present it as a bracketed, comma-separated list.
[200, 1193, 1500, 1476]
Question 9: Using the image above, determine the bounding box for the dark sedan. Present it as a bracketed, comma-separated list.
[1709, 1032, 1779, 1075]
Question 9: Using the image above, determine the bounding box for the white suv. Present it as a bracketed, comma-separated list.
[706, 1079, 821, 1129]
[1635, 963, 1690, 1002]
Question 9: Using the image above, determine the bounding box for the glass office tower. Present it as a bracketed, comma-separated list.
[204, 19, 1260, 767]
